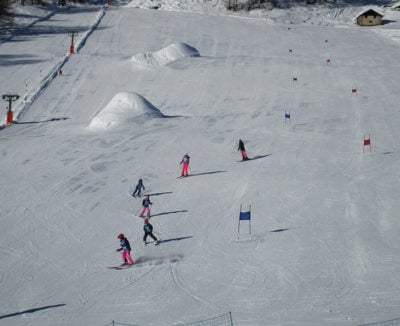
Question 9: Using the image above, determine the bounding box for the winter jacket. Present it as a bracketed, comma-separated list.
[180, 155, 190, 165]
[238, 140, 245, 151]
[144, 223, 153, 233]
[136, 179, 144, 190]
[120, 238, 131, 252]
[142, 198, 152, 207]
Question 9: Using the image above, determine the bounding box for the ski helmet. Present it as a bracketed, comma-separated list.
[145, 194, 150, 198]
[144, 218, 149, 224]
[117, 233, 124, 239]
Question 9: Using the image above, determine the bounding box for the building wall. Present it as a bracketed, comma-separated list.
[357, 14, 382, 26]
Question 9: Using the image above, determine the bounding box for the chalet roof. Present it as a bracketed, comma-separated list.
[356, 7, 384, 18]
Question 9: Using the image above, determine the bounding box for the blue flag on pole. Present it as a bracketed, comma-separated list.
[239, 210, 251, 221]
[238, 204, 251, 236]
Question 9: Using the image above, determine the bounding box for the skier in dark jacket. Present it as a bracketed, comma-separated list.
[139, 194, 152, 217]
[179, 153, 190, 177]
[132, 178, 145, 197]
[238, 139, 249, 161]
[143, 218, 159, 245]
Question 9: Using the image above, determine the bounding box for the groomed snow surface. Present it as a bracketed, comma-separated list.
[1, 1, 400, 326]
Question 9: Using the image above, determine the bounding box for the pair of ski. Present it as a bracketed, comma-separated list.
[107, 263, 134, 270]
[129, 193, 143, 198]
[177, 175, 190, 179]
[132, 214, 150, 219]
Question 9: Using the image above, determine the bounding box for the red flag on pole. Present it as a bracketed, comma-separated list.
[363, 135, 371, 153]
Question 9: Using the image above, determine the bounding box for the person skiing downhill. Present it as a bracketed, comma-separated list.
[143, 218, 159, 245]
[116, 233, 134, 266]
[139, 194, 152, 217]
[179, 153, 190, 177]
[238, 139, 249, 161]
[132, 178, 145, 197]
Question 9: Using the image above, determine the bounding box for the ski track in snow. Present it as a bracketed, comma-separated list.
[169, 263, 211, 306]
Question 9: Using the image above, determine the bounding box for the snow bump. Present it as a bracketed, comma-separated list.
[88, 92, 164, 130]
[131, 42, 200, 66]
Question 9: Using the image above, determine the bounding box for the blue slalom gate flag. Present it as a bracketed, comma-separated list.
[238, 204, 251, 236]
[239, 210, 251, 221]
[285, 112, 291, 126]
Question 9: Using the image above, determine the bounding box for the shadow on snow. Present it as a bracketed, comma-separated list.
[159, 236, 193, 244]
[251, 154, 271, 160]
[15, 117, 69, 124]
[269, 228, 290, 233]
[0, 304, 66, 320]
[187, 170, 226, 177]
[148, 191, 173, 196]
[0, 54, 47, 66]
[151, 210, 188, 217]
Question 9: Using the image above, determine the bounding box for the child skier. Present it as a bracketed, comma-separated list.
[143, 218, 159, 245]
[179, 153, 190, 177]
[132, 178, 145, 197]
[238, 139, 249, 161]
[139, 194, 152, 217]
[116, 233, 134, 266]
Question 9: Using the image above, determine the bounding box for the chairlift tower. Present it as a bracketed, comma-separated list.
[68, 31, 78, 54]
[2, 93, 20, 125]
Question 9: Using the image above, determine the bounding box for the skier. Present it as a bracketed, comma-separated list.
[132, 178, 145, 197]
[116, 233, 134, 266]
[143, 218, 159, 245]
[179, 153, 190, 177]
[139, 194, 152, 217]
[238, 139, 249, 161]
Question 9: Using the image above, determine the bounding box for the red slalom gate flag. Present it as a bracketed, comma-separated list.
[363, 135, 371, 153]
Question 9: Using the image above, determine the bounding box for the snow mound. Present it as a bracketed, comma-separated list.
[131, 42, 200, 66]
[88, 92, 164, 130]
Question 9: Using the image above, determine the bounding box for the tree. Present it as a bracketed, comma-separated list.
[226, 0, 238, 11]
[0, 0, 13, 30]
